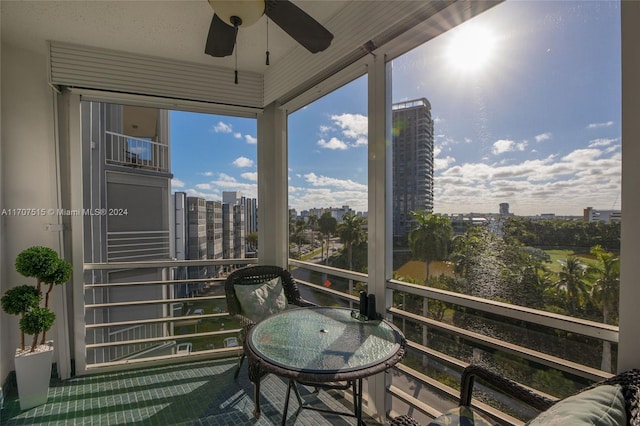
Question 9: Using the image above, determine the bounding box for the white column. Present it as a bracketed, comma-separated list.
[367, 53, 393, 423]
[257, 103, 289, 268]
[618, 0, 640, 372]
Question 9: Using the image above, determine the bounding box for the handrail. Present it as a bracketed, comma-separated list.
[84, 257, 257, 270]
[387, 279, 619, 343]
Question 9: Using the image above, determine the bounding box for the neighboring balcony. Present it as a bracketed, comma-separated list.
[105, 130, 169, 173]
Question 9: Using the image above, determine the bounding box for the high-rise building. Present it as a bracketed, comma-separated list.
[83, 102, 172, 361]
[392, 98, 434, 243]
[500, 203, 510, 216]
[206, 200, 223, 260]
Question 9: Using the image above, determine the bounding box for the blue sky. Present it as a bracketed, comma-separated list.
[171, 0, 621, 217]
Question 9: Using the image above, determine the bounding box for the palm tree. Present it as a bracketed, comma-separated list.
[319, 212, 337, 265]
[337, 212, 366, 272]
[553, 256, 591, 316]
[588, 245, 620, 372]
[293, 218, 307, 257]
[408, 211, 453, 283]
[337, 213, 366, 301]
[307, 214, 319, 249]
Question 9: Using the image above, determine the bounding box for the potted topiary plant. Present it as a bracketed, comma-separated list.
[0, 246, 72, 410]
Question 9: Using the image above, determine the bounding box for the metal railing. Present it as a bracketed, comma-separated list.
[77, 256, 619, 423]
[104, 131, 169, 172]
[287, 259, 619, 425]
[80, 258, 256, 373]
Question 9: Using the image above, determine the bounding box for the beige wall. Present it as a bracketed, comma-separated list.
[1, 42, 63, 382]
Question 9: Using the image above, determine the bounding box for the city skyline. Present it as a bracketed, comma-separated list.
[170, 1, 621, 217]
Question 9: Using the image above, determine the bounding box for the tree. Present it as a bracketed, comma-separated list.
[1, 285, 41, 350]
[2, 246, 72, 351]
[337, 212, 366, 272]
[588, 245, 620, 372]
[408, 211, 453, 283]
[307, 214, 319, 248]
[337, 213, 367, 301]
[293, 218, 307, 257]
[246, 232, 258, 252]
[15, 246, 72, 344]
[553, 256, 591, 316]
[318, 212, 337, 264]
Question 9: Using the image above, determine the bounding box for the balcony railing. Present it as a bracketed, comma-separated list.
[104, 130, 169, 172]
[80, 258, 257, 373]
[288, 259, 619, 425]
[77, 257, 619, 424]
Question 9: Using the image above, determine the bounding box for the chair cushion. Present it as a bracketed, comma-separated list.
[428, 406, 497, 426]
[525, 384, 626, 426]
[234, 276, 288, 323]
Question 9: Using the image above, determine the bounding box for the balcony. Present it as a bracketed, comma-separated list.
[12, 257, 613, 425]
[2, 1, 639, 426]
[105, 131, 169, 173]
[0, 358, 384, 425]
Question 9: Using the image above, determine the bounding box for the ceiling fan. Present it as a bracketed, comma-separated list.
[204, 0, 334, 58]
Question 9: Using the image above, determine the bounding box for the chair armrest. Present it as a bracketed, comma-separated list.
[390, 415, 420, 426]
[587, 369, 640, 426]
[460, 365, 556, 412]
[296, 298, 317, 308]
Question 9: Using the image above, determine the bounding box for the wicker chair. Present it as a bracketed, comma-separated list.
[224, 265, 315, 379]
[391, 365, 640, 426]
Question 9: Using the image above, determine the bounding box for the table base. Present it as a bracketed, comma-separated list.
[281, 378, 365, 426]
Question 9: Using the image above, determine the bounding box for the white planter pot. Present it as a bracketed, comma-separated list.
[14, 342, 54, 410]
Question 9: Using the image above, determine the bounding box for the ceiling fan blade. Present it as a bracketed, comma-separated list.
[265, 0, 333, 53]
[204, 13, 237, 57]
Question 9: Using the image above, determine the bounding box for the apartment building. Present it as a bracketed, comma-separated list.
[392, 98, 435, 243]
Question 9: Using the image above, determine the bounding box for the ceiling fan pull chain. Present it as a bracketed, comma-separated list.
[265, 17, 270, 66]
[234, 25, 239, 84]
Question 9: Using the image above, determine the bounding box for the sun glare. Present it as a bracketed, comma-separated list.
[446, 24, 497, 73]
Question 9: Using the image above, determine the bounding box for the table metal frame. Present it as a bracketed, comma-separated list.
[244, 306, 406, 425]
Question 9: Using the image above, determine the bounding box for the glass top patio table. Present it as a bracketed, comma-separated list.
[246, 306, 405, 380]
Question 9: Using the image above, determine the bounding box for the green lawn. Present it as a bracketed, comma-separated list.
[395, 260, 454, 282]
[544, 249, 597, 272]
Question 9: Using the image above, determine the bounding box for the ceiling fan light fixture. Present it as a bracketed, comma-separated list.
[208, 0, 265, 28]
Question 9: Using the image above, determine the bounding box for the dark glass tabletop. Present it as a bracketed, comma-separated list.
[247, 306, 404, 375]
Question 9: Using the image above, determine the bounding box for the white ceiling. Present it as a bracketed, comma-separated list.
[1, 0, 348, 74]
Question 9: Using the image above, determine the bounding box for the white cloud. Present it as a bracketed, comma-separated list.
[492, 139, 527, 155]
[217, 173, 237, 182]
[195, 183, 212, 190]
[245, 135, 257, 144]
[535, 132, 552, 142]
[232, 156, 254, 167]
[319, 125, 333, 135]
[171, 178, 185, 188]
[587, 121, 614, 129]
[234, 132, 242, 139]
[241, 172, 258, 181]
[288, 186, 368, 213]
[435, 156, 456, 170]
[317, 137, 348, 150]
[331, 113, 368, 146]
[303, 172, 367, 191]
[213, 121, 233, 133]
[201, 171, 214, 177]
[184, 188, 220, 200]
[589, 138, 618, 147]
[435, 145, 620, 215]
